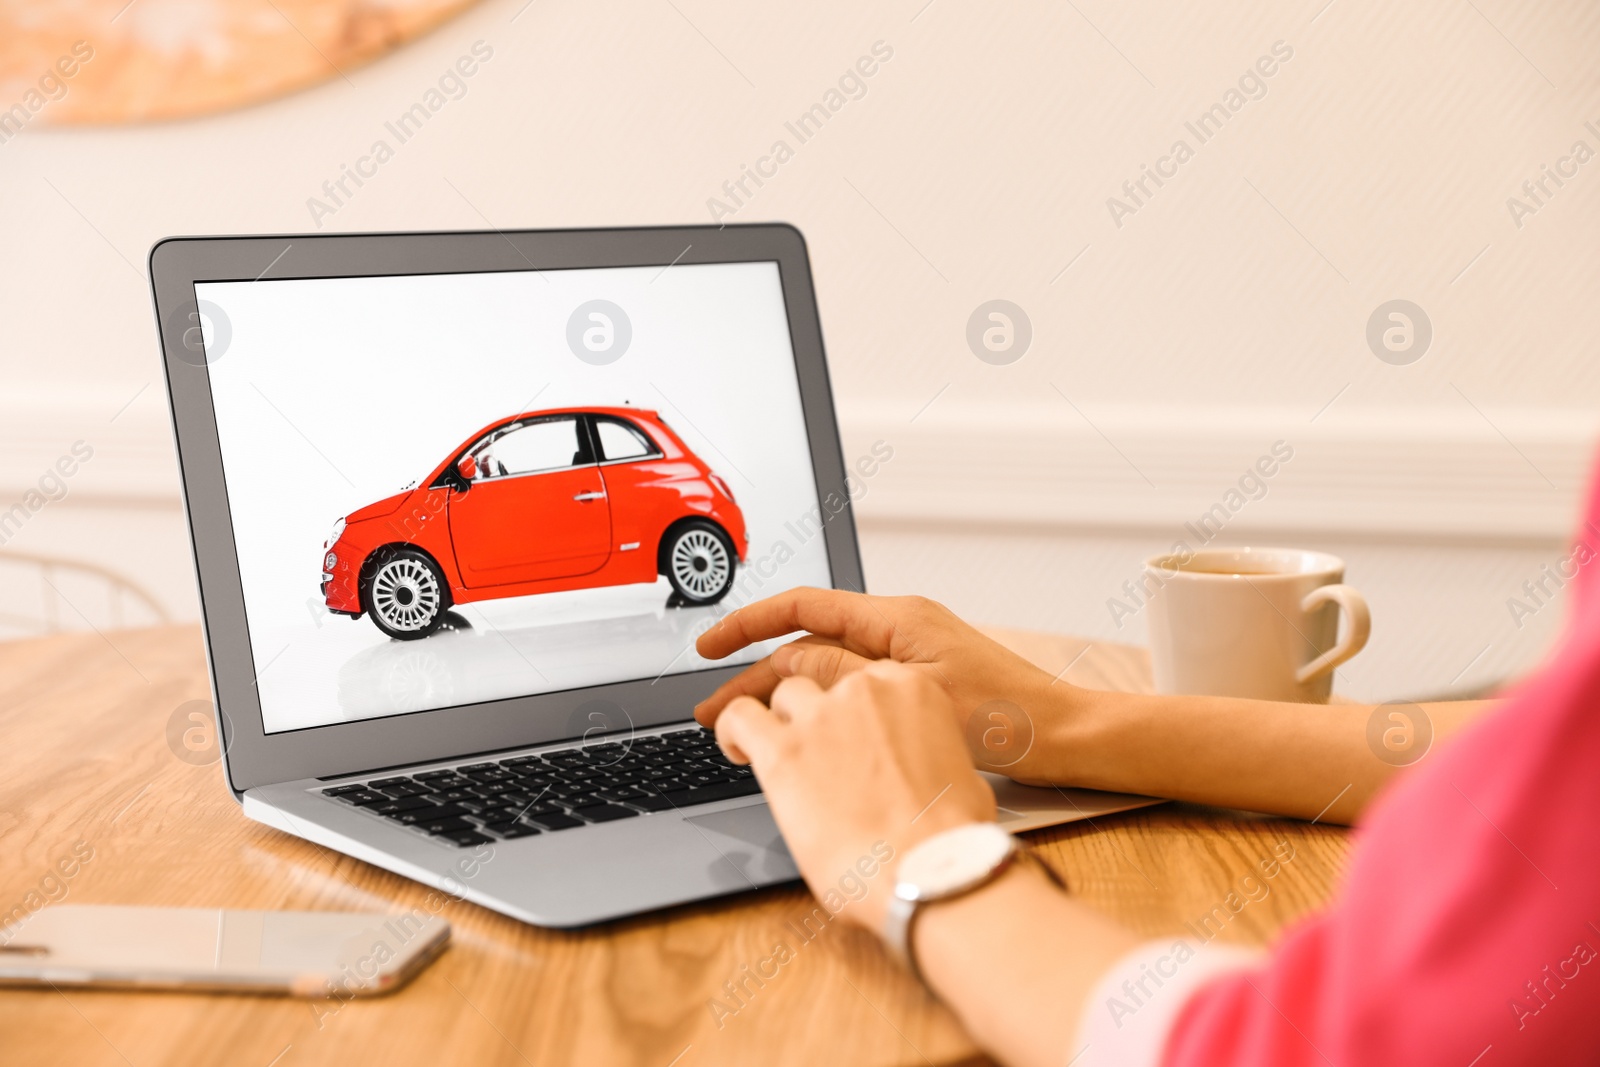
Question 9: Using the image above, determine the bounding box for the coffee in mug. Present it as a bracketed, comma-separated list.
[1144, 547, 1369, 703]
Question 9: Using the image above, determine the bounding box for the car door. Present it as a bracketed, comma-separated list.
[446, 415, 612, 587]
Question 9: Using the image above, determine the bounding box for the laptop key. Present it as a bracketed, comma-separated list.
[376, 783, 431, 799]
[595, 770, 646, 785]
[370, 796, 436, 816]
[595, 787, 648, 803]
[572, 804, 640, 823]
[511, 802, 567, 818]
[331, 789, 389, 806]
[418, 816, 475, 835]
[524, 813, 584, 831]
[440, 829, 494, 847]
[323, 783, 369, 797]
[504, 809, 544, 825]
[390, 804, 472, 825]
[369, 776, 415, 788]
[469, 772, 517, 785]
[663, 731, 705, 744]
[682, 771, 730, 787]
[484, 822, 541, 839]
[656, 778, 763, 809]
[467, 805, 529, 823]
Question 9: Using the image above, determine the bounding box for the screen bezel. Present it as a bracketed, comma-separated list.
[149, 224, 863, 794]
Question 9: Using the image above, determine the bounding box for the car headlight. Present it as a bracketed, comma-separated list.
[324, 551, 339, 570]
[326, 517, 345, 547]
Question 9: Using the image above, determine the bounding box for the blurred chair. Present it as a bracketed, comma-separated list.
[0, 550, 169, 639]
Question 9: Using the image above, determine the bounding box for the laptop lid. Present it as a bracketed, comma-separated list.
[149, 224, 864, 795]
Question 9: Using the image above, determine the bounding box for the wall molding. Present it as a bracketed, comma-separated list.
[839, 402, 1598, 543]
[2, 391, 1594, 543]
[0, 386, 179, 506]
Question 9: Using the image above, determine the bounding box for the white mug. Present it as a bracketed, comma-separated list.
[1144, 547, 1370, 703]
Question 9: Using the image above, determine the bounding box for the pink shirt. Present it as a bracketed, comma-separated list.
[1080, 470, 1600, 1065]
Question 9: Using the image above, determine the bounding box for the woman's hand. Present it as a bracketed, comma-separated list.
[712, 658, 1139, 1067]
[695, 587, 1057, 734]
[713, 661, 997, 930]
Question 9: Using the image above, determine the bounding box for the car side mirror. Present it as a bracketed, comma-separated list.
[457, 456, 477, 482]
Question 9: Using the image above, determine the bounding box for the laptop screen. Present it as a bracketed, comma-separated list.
[194, 261, 834, 735]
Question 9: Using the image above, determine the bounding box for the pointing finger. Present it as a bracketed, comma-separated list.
[695, 587, 896, 662]
[694, 656, 781, 726]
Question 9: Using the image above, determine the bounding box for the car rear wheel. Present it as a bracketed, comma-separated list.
[664, 521, 735, 604]
[363, 549, 449, 640]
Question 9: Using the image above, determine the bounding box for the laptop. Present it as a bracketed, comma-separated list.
[149, 224, 1158, 927]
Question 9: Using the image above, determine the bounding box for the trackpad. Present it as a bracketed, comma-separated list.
[685, 802, 797, 882]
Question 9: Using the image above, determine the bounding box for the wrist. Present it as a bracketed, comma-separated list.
[914, 852, 1051, 954]
[1002, 677, 1108, 786]
[902, 849, 1063, 993]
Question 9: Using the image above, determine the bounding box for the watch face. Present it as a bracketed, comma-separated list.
[898, 823, 1014, 901]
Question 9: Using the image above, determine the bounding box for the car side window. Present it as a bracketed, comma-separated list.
[471, 418, 591, 479]
[595, 418, 660, 462]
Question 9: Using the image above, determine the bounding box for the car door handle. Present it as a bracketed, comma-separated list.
[573, 492, 606, 502]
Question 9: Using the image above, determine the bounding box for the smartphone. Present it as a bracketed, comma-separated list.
[0, 905, 449, 995]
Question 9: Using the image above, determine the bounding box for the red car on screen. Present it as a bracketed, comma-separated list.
[321, 407, 748, 640]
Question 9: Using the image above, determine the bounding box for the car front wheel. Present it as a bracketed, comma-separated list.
[664, 521, 735, 604]
[363, 549, 449, 640]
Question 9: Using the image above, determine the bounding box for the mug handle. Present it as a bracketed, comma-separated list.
[1294, 584, 1371, 683]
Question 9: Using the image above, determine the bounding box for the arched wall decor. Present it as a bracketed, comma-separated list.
[0, 0, 484, 125]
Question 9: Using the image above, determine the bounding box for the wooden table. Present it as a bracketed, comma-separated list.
[0, 625, 1352, 1067]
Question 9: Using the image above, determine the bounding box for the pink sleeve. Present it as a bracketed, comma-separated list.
[1161, 474, 1600, 1065]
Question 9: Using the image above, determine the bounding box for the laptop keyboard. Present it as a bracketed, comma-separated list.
[319, 727, 761, 847]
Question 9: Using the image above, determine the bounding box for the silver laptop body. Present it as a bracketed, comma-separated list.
[151, 224, 1155, 927]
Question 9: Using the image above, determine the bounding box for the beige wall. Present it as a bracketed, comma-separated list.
[2, 0, 1597, 696]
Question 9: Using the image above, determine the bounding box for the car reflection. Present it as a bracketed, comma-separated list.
[335, 604, 724, 717]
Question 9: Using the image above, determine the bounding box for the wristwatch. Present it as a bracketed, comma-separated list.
[882, 822, 1060, 985]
